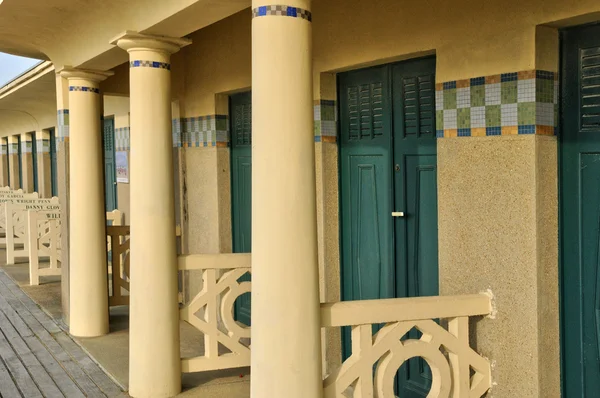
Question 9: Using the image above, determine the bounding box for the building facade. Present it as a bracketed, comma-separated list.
[0, 0, 599, 396]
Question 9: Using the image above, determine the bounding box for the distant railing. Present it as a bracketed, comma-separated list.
[106, 225, 130, 306]
[178, 254, 252, 373]
[321, 294, 493, 398]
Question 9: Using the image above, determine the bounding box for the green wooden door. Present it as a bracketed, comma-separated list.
[103, 118, 117, 211]
[49, 129, 57, 197]
[17, 135, 22, 188]
[31, 134, 38, 193]
[340, 57, 438, 397]
[561, 23, 600, 397]
[230, 91, 252, 326]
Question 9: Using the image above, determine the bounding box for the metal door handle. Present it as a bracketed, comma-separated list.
[392, 212, 405, 217]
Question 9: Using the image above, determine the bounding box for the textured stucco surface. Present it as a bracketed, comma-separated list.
[438, 135, 559, 397]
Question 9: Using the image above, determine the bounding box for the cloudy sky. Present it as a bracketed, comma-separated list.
[0, 53, 41, 87]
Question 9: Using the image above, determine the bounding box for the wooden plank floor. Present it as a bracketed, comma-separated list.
[0, 270, 125, 397]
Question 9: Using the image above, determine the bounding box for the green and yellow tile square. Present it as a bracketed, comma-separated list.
[443, 88, 457, 109]
[501, 81, 517, 104]
[471, 85, 485, 107]
[486, 105, 501, 127]
[457, 108, 471, 129]
[517, 102, 536, 125]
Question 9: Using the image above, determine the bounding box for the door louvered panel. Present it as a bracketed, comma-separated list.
[233, 101, 252, 147]
[347, 82, 384, 140]
[581, 46, 600, 131]
[402, 75, 435, 137]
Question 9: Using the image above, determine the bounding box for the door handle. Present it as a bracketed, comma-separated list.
[392, 212, 405, 217]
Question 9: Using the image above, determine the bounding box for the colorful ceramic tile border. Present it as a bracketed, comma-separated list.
[130, 60, 171, 70]
[69, 86, 100, 94]
[8, 143, 18, 155]
[115, 127, 130, 151]
[252, 5, 312, 21]
[36, 139, 50, 153]
[1, 144, 6, 156]
[21, 141, 32, 154]
[314, 99, 337, 143]
[436, 70, 558, 137]
[57, 109, 69, 142]
[172, 115, 229, 148]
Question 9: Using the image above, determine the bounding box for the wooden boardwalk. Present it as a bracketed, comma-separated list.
[0, 270, 125, 397]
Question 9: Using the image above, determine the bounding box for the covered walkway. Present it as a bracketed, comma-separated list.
[0, 265, 124, 397]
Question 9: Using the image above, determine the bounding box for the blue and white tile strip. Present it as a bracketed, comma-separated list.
[130, 60, 171, 70]
[57, 109, 69, 143]
[69, 86, 100, 94]
[37, 139, 50, 153]
[21, 140, 32, 154]
[252, 5, 312, 21]
[115, 127, 131, 151]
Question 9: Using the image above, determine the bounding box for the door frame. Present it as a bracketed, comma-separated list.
[558, 21, 600, 398]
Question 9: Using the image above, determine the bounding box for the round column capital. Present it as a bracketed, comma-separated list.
[58, 67, 114, 84]
[111, 31, 191, 56]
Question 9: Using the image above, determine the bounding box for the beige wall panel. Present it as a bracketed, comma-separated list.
[437, 135, 559, 397]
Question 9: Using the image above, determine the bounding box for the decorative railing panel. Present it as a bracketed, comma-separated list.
[27, 210, 62, 285]
[321, 294, 493, 398]
[178, 254, 252, 373]
[106, 225, 130, 306]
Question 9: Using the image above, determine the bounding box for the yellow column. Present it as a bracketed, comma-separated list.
[252, 2, 323, 397]
[112, 32, 190, 398]
[59, 68, 113, 337]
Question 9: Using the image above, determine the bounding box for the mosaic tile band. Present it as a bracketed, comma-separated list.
[0, 144, 6, 156]
[130, 60, 171, 70]
[69, 86, 100, 94]
[314, 99, 337, 143]
[115, 127, 130, 151]
[8, 144, 19, 155]
[252, 5, 312, 21]
[172, 115, 229, 148]
[57, 109, 69, 143]
[436, 69, 558, 137]
[36, 139, 50, 153]
[21, 142, 32, 154]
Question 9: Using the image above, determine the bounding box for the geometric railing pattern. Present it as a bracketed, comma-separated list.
[28, 210, 62, 285]
[321, 294, 493, 398]
[106, 225, 130, 307]
[178, 254, 251, 373]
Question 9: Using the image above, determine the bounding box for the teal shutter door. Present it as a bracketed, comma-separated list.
[561, 23, 600, 397]
[49, 129, 57, 197]
[31, 134, 38, 193]
[103, 118, 117, 211]
[17, 135, 22, 188]
[340, 57, 438, 397]
[230, 91, 252, 326]
[392, 57, 438, 397]
[339, 64, 394, 358]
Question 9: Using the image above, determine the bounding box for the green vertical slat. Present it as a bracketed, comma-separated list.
[103, 118, 117, 211]
[230, 91, 252, 326]
[49, 129, 57, 197]
[17, 135, 22, 188]
[4, 138, 9, 187]
[31, 134, 38, 193]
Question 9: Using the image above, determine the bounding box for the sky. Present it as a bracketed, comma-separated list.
[0, 52, 42, 87]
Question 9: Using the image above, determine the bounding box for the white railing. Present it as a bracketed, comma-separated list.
[321, 294, 493, 398]
[27, 210, 62, 285]
[178, 253, 251, 373]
